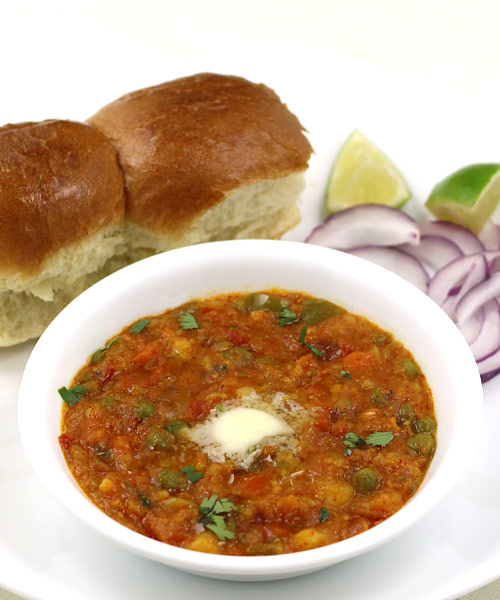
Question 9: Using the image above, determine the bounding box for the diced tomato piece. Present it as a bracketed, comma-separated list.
[227, 329, 251, 346]
[237, 469, 274, 497]
[131, 342, 161, 365]
[342, 351, 373, 374]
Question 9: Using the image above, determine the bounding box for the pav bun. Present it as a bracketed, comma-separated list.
[0, 74, 312, 346]
[0, 119, 126, 346]
[88, 73, 312, 258]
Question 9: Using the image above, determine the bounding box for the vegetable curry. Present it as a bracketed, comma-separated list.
[59, 290, 436, 555]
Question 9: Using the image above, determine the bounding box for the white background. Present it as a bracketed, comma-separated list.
[1, 1, 500, 599]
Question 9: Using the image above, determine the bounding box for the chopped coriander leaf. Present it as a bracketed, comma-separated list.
[94, 445, 111, 457]
[343, 431, 394, 454]
[164, 420, 185, 433]
[296, 325, 324, 358]
[319, 507, 330, 523]
[129, 319, 151, 335]
[343, 432, 365, 450]
[279, 307, 298, 326]
[182, 465, 203, 483]
[136, 489, 152, 507]
[340, 370, 352, 380]
[91, 337, 120, 364]
[365, 431, 394, 447]
[58, 385, 86, 407]
[198, 494, 236, 541]
[179, 311, 199, 330]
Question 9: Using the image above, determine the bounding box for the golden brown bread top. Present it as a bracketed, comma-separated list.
[88, 73, 313, 234]
[0, 119, 126, 277]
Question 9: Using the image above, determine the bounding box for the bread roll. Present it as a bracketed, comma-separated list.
[0, 74, 312, 346]
[0, 120, 126, 346]
[88, 73, 312, 259]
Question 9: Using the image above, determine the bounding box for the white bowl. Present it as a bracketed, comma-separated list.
[18, 240, 482, 581]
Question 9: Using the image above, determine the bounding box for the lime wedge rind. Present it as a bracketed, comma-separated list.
[324, 130, 411, 215]
[426, 164, 500, 233]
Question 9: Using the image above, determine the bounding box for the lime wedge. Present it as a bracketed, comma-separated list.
[425, 164, 500, 233]
[324, 130, 411, 214]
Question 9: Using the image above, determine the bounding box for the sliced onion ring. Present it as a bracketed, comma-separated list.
[456, 271, 500, 325]
[399, 234, 463, 271]
[419, 221, 484, 255]
[479, 221, 500, 250]
[441, 255, 487, 318]
[468, 300, 500, 361]
[305, 204, 420, 249]
[427, 251, 500, 307]
[348, 246, 429, 293]
[458, 304, 484, 345]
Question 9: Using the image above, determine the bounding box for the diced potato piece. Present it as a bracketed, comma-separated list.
[292, 528, 331, 551]
[316, 479, 355, 508]
[187, 531, 221, 554]
[171, 338, 194, 359]
[98, 477, 116, 495]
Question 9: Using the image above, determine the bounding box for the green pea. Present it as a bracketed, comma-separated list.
[371, 387, 393, 407]
[145, 429, 175, 450]
[99, 396, 115, 410]
[233, 298, 247, 313]
[403, 359, 420, 377]
[155, 469, 188, 491]
[245, 293, 283, 312]
[234, 347, 253, 366]
[301, 299, 344, 325]
[352, 468, 379, 493]
[414, 416, 436, 434]
[407, 433, 435, 458]
[134, 401, 155, 419]
[399, 401, 415, 422]
[371, 333, 390, 346]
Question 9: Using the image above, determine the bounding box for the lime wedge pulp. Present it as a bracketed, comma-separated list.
[425, 164, 500, 233]
[324, 130, 411, 215]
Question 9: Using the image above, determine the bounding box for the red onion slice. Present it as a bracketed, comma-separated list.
[455, 271, 500, 325]
[399, 234, 463, 271]
[441, 255, 487, 318]
[348, 246, 429, 293]
[479, 221, 500, 250]
[458, 305, 484, 345]
[428, 254, 487, 307]
[419, 221, 484, 255]
[477, 345, 500, 382]
[468, 300, 500, 361]
[305, 204, 420, 249]
[427, 252, 500, 307]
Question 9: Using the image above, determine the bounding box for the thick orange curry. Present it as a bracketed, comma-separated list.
[59, 290, 436, 555]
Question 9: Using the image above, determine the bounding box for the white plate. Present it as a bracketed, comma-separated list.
[1, 11, 500, 596]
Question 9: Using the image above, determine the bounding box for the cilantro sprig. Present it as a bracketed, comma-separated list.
[58, 385, 86, 407]
[198, 494, 236, 541]
[91, 337, 120, 364]
[129, 319, 151, 335]
[179, 312, 199, 330]
[319, 507, 330, 523]
[279, 307, 298, 326]
[343, 430, 394, 455]
[182, 465, 203, 483]
[296, 326, 324, 357]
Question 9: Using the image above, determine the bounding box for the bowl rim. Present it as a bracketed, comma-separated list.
[18, 239, 483, 579]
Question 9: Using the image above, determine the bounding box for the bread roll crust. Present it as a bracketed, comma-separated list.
[0, 119, 126, 278]
[88, 73, 312, 235]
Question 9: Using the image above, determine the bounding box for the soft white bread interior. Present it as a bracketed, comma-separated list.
[0, 120, 126, 346]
